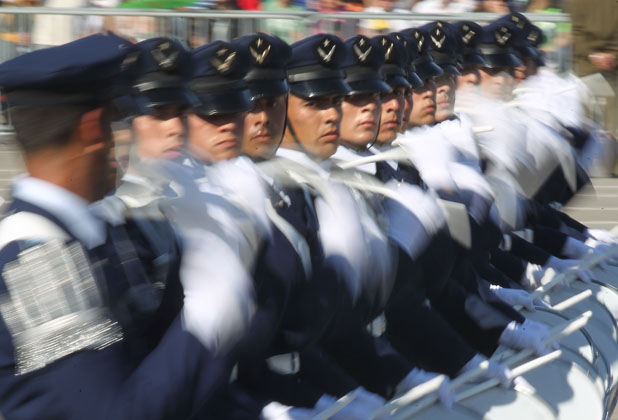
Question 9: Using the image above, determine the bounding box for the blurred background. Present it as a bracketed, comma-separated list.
[0, 1, 572, 64]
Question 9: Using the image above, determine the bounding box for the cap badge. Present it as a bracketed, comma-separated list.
[353, 37, 373, 63]
[210, 47, 237, 74]
[462, 29, 475, 45]
[317, 37, 336, 64]
[431, 28, 446, 50]
[121, 50, 140, 71]
[250, 36, 272, 65]
[494, 26, 511, 46]
[510, 15, 525, 29]
[412, 31, 425, 52]
[381, 37, 394, 61]
[151, 40, 180, 72]
[393, 33, 407, 47]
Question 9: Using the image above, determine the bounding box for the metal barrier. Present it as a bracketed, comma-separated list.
[0, 8, 571, 68]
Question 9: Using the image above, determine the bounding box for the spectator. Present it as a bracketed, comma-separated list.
[359, 0, 411, 36]
[260, 0, 306, 43]
[570, 0, 618, 138]
[411, 0, 476, 14]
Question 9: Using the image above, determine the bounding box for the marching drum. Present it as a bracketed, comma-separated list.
[521, 358, 606, 420]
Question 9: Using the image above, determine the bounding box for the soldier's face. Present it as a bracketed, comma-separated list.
[340, 92, 381, 149]
[512, 58, 538, 84]
[456, 67, 481, 90]
[434, 74, 456, 123]
[479, 66, 514, 99]
[78, 107, 114, 201]
[187, 111, 245, 163]
[284, 93, 342, 160]
[409, 79, 436, 127]
[132, 105, 185, 161]
[512, 64, 527, 84]
[376, 86, 405, 144]
[402, 88, 413, 132]
[242, 95, 287, 160]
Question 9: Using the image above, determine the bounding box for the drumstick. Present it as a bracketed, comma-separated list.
[372, 311, 591, 420]
[452, 350, 563, 406]
[337, 148, 409, 170]
[551, 289, 593, 312]
[393, 351, 563, 420]
[513, 244, 618, 313]
[311, 391, 358, 420]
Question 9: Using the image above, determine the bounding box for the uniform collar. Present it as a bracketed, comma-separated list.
[12, 176, 106, 249]
[368, 142, 398, 170]
[331, 145, 377, 175]
[276, 147, 333, 177]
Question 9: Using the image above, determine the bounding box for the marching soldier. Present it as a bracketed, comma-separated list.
[0, 33, 250, 420]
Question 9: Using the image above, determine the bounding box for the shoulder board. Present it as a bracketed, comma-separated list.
[0, 212, 70, 251]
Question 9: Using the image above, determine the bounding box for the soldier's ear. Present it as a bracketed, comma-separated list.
[77, 108, 107, 154]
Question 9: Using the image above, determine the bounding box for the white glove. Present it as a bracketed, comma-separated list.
[261, 402, 314, 420]
[314, 184, 367, 302]
[561, 237, 593, 259]
[460, 354, 512, 388]
[314, 388, 385, 420]
[499, 319, 558, 356]
[545, 256, 593, 283]
[396, 368, 454, 409]
[520, 263, 545, 290]
[179, 229, 256, 354]
[460, 354, 536, 393]
[587, 228, 618, 245]
[584, 238, 618, 266]
[490, 285, 535, 311]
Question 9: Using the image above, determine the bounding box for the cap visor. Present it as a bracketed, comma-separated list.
[247, 80, 289, 101]
[384, 74, 411, 89]
[415, 61, 444, 80]
[289, 78, 351, 98]
[407, 72, 423, 88]
[346, 79, 392, 95]
[440, 64, 461, 76]
[462, 54, 486, 67]
[482, 53, 523, 69]
[193, 89, 252, 116]
[520, 46, 537, 59]
[135, 89, 198, 116]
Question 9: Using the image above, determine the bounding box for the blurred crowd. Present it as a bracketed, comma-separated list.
[0, 0, 568, 47]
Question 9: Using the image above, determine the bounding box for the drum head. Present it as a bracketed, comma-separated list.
[544, 284, 618, 334]
[404, 404, 481, 420]
[522, 359, 605, 420]
[524, 309, 595, 365]
[458, 386, 557, 420]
